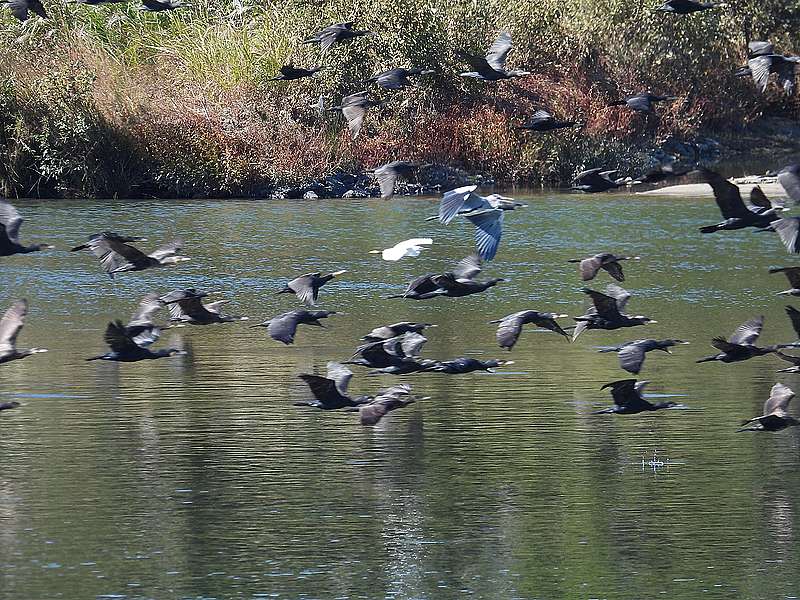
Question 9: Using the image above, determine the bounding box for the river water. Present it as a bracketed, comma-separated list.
[0, 192, 798, 599]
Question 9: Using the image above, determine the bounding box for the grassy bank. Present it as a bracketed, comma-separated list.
[0, 0, 798, 198]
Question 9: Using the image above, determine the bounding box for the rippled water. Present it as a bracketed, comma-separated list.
[1, 193, 799, 599]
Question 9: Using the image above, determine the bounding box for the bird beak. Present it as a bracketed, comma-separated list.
[368, 250, 380, 254]
[331, 269, 347, 276]
[555, 314, 569, 318]
[501, 360, 515, 366]
[249, 322, 268, 328]
[649, 320, 658, 324]
[665, 349, 673, 354]
[632, 256, 641, 260]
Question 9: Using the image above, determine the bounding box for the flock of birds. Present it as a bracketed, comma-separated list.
[3, 157, 800, 430]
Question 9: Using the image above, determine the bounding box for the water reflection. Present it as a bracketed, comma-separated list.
[0, 193, 799, 598]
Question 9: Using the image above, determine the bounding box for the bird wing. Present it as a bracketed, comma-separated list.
[485, 30, 512, 71]
[0, 299, 27, 355]
[341, 105, 366, 139]
[775, 58, 797, 95]
[104, 236, 152, 265]
[359, 385, 413, 425]
[375, 69, 407, 90]
[403, 274, 439, 296]
[701, 170, 751, 218]
[495, 314, 524, 349]
[579, 256, 602, 281]
[787, 305, 800, 339]
[318, 29, 341, 52]
[127, 293, 163, 326]
[764, 382, 794, 415]
[438, 185, 481, 224]
[605, 284, 632, 313]
[203, 300, 228, 314]
[267, 312, 300, 344]
[0, 200, 23, 244]
[104, 320, 141, 353]
[288, 274, 318, 306]
[729, 316, 764, 345]
[177, 296, 214, 319]
[527, 109, 554, 125]
[600, 261, 625, 282]
[778, 165, 800, 205]
[748, 186, 773, 209]
[748, 56, 773, 92]
[451, 254, 483, 280]
[374, 163, 399, 199]
[298, 373, 346, 405]
[618, 343, 647, 374]
[603, 379, 653, 409]
[771, 267, 800, 289]
[711, 336, 740, 353]
[27, 0, 46, 17]
[148, 239, 184, 260]
[773, 217, 800, 253]
[748, 41, 774, 57]
[465, 208, 503, 261]
[624, 95, 652, 112]
[583, 288, 622, 319]
[326, 361, 353, 395]
[457, 51, 498, 78]
[399, 332, 427, 357]
[431, 273, 471, 292]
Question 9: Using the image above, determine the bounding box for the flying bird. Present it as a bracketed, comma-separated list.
[607, 93, 677, 112]
[737, 383, 799, 432]
[696, 316, 783, 363]
[303, 22, 372, 52]
[421, 357, 514, 374]
[517, 110, 581, 132]
[458, 31, 530, 81]
[161, 289, 246, 324]
[328, 91, 382, 140]
[490, 310, 570, 350]
[696, 168, 780, 233]
[361, 322, 434, 341]
[572, 285, 656, 341]
[0, 300, 47, 364]
[746, 53, 800, 95]
[0, 200, 53, 257]
[0, 401, 20, 412]
[81, 234, 189, 277]
[366, 67, 433, 90]
[371, 161, 420, 200]
[355, 384, 420, 425]
[70, 232, 145, 252]
[370, 238, 432, 261]
[270, 65, 325, 81]
[277, 270, 346, 305]
[251, 309, 336, 345]
[346, 332, 428, 369]
[654, 0, 723, 13]
[388, 255, 500, 300]
[123, 293, 166, 347]
[427, 185, 526, 260]
[598, 339, 689, 374]
[568, 253, 640, 282]
[769, 267, 800, 296]
[86, 321, 183, 362]
[571, 168, 628, 193]
[140, 0, 180, 10]
[594, 379, 681, 414]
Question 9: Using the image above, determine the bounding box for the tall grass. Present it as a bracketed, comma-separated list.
[0, 0, 797, 197]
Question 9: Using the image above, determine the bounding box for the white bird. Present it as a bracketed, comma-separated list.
[370, 238, 433, 261]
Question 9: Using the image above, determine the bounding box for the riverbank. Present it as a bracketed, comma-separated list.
[0, 0, 797, 199]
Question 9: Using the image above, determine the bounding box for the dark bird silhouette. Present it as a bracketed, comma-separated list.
[594, 379, 680, 414]
[389, 255, 501, 300]
[0, 200, 53, 256]
[1, 0, 46, 20]
[769, 267, 800, 296]
[251, 309, 336, 345]
[573, 285, 656, 341]
[328, 91, 382, 139]
[0, 300, 47, 364]
[784, 305, 800, 345]
[140, 0, 180, 10]
[696, 316, 783, 363]
[696, 168, 780, 233]
[517, 109, 580, 132]
[69, 0, 126, 5]
[362, 321, 434, 341]
[123, 293, 165, 347]
[426, 185, 526, 260]
[366, 67, 434, 90]
[607, 93, 677, 112]
[775, 349, 800, 373]
[270, 65, 325, 81]
[490, 310, 570, 350]
[737, 383, 799, 432]
[296, 362, 366, 409]
[0, 401, 20, 411]
[86, 321, 183, 362]
[598, 339, 690, 374]
[161, 289, 245, 325]
[568, 253, 640, 282]
[353, 384, 420, 425]
[458, 31, 530, 81]
[277, 269, 346, 306]
[571, 168, 628, 193]
[371, 161, 420, 200]
[655, 0, 723, 13]
[303, 22, 371, 52]
[346, 332, 428, 369]
[421, 357, 513, 374]
[633, 163, 692, 185]
[70, 232, 145, 252]
[81, 234, 189, 277]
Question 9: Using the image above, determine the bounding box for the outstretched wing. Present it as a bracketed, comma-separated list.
[778, 164, 800, 206]
[729, 315, 763, 345]
[583, 288, 622, 319]
[128, 293, 163, 327]
[485, 30, 512, 71]
[465, 208, 503, 261]
[773, 217, 800, 253]
[786, 305, 800, 339]
[438, 185, 482, 224]
[495, 314, 524, 349]
[148, 239, 184, 260]
[326, 361, 353, 395]
[764, 382, 794, 415]
[618, 343, 647, 374]
[267, 312, 300, 345]
[699, 169, 752, 218]
[0, 299, 27, 355]
[451, 254, 482, 280]
[0, 200, 24, 245]
[104, 320, 140, 353]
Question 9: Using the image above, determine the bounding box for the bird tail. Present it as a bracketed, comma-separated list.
[736, 424, 761, 432]
[606, 100, 628, 107]
[592, 408, 615, 414]
[424, 215, 440, 222]
[699, 225, 720, 233]
[695, 355, 716, 363]
[85, 355, 103, 361]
